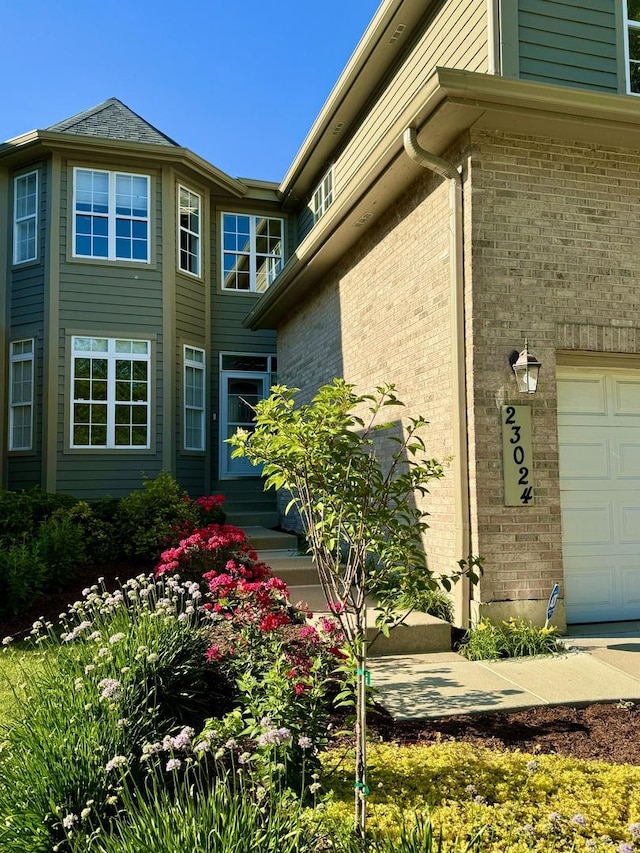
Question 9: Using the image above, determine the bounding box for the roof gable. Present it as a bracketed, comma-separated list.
[46, 98, 179, 146]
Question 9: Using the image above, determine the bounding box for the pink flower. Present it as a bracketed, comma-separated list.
[206, 645, 223, 662]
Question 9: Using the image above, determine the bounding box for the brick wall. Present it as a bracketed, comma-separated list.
[469, 129, 640, 614]
[277, 127, 640, 622]
[278, 166, 460, 578]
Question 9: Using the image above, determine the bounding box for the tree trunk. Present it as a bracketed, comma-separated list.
[354, 607, 368, 839]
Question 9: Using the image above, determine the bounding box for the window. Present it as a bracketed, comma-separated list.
[9, 339, 34, 451]
[13, 171, 38, 263]
[71, 336, 150, 449]
[73, 168, 150, 261]
[222, 213, 283, 292]
[178, 186, 201, 276]
[184, 346, 205, 450]
[312, 167, 333, 223]
[627, 1, 640, 93]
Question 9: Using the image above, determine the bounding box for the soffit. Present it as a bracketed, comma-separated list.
[246, 69, 640, 329]
[280, 0, 438, 206]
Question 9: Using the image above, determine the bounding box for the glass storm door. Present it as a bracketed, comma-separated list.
[219, 372, 267, 477]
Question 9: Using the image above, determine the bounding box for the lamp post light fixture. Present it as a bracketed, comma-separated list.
[509, 340, 541, 394]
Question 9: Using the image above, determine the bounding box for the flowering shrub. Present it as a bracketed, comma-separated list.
[115, 473, 226, 561]
[0, 574, 234, 853]
[155, 523, 251, 582]
[156, 519, 346, 793]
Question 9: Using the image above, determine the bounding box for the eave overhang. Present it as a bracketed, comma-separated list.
[0, 131, 270, 200]
[246, 68, 640, 330]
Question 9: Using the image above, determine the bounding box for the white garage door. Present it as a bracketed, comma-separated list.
[558, 367, 640, 623]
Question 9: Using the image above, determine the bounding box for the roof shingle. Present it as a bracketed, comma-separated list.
[46, 98, 179, 146]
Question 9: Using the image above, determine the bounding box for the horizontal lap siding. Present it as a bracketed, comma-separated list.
[334, 0, 488, 203]
[518, 0, 618, 91]
[176, 278, 206, 341]
[176, 264, 208, 494]
[8, 162, 48, 490]
[55, 164, 165, 498]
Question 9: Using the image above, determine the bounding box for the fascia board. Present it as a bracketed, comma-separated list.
[279, 0, 430, 203]
[246, 68, 640, 329]
[0, 131, 249, 197]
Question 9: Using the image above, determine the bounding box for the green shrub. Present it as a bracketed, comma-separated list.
[0, 539, 48, 616]
[63, 500, 119, 565]
[0, 487, 77, 544]
[458, 618, 565, 661]
[114, 473, 199, 561]
[35, 512, 87, 591]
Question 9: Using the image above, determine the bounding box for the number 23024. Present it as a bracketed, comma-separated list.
[504, 405, 533, 505]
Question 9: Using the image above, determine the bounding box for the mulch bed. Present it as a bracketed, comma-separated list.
[368, 701, 640, 765]
[3, 564, 638, 766]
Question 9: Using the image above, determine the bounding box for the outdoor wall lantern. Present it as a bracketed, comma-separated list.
[509, 340, 541, 394]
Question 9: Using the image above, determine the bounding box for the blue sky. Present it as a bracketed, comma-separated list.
[0, 1, 381, 183]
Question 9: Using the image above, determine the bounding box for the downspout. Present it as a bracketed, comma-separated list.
[402, 127, 471, 627]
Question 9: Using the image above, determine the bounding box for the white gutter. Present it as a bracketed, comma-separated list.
[402, 127, 471, 627]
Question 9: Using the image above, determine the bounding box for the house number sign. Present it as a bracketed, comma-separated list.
[501, 405, 534, 506]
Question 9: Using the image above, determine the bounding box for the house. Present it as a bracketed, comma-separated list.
[243, 0, 640, 629]
[0, 98, 280, 515]
[4, 1, 640, 628]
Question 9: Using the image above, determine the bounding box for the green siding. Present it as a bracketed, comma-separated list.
[8, 162, 48, 491]
[55, 458, 165, 500]
[518, 0, 618, 91]
[297, 0, 489, 245]
[55, 161, 167, 498]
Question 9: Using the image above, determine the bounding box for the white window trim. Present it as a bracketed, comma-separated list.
[221, 213, 284, 292]
[13, 171, 38, 264]
[70, 336, 151, 449]
[184, 345, 206, 451]
[72, 168, 150, 262]
[9, 338, 35, 451]
[625, 3, 640, 95]
[312, 167, 334, 223]
[178, 186, 202, 277]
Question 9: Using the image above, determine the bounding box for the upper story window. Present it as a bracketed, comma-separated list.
[9, 339, 34, 451]
[222, 213, 283, 292]
[13, 171, 38, 264]
[312, 167, 334, 223]
[184, 345, 205, 451]
[626, 1, 640, 93]
[178, 186, 201, 276]
[71, 336, 150, 449]
[73, 168, 150, 262]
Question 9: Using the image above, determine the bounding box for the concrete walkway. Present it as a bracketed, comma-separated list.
[368, 621, 640, 719]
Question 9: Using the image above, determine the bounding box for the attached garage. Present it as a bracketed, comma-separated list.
[558, 365, 640, 623]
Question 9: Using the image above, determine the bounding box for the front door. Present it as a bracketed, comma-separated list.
[219, 371, 268, 478]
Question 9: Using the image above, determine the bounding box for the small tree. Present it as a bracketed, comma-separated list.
[229, 379, 480, 838]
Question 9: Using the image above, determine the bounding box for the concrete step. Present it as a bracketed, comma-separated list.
[285, 583, 452, 655]
[263, 553, 320, 585]
[243, 526, 299, 552]
[241, 526, 453, 656]
[226, 510, 280, 528]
